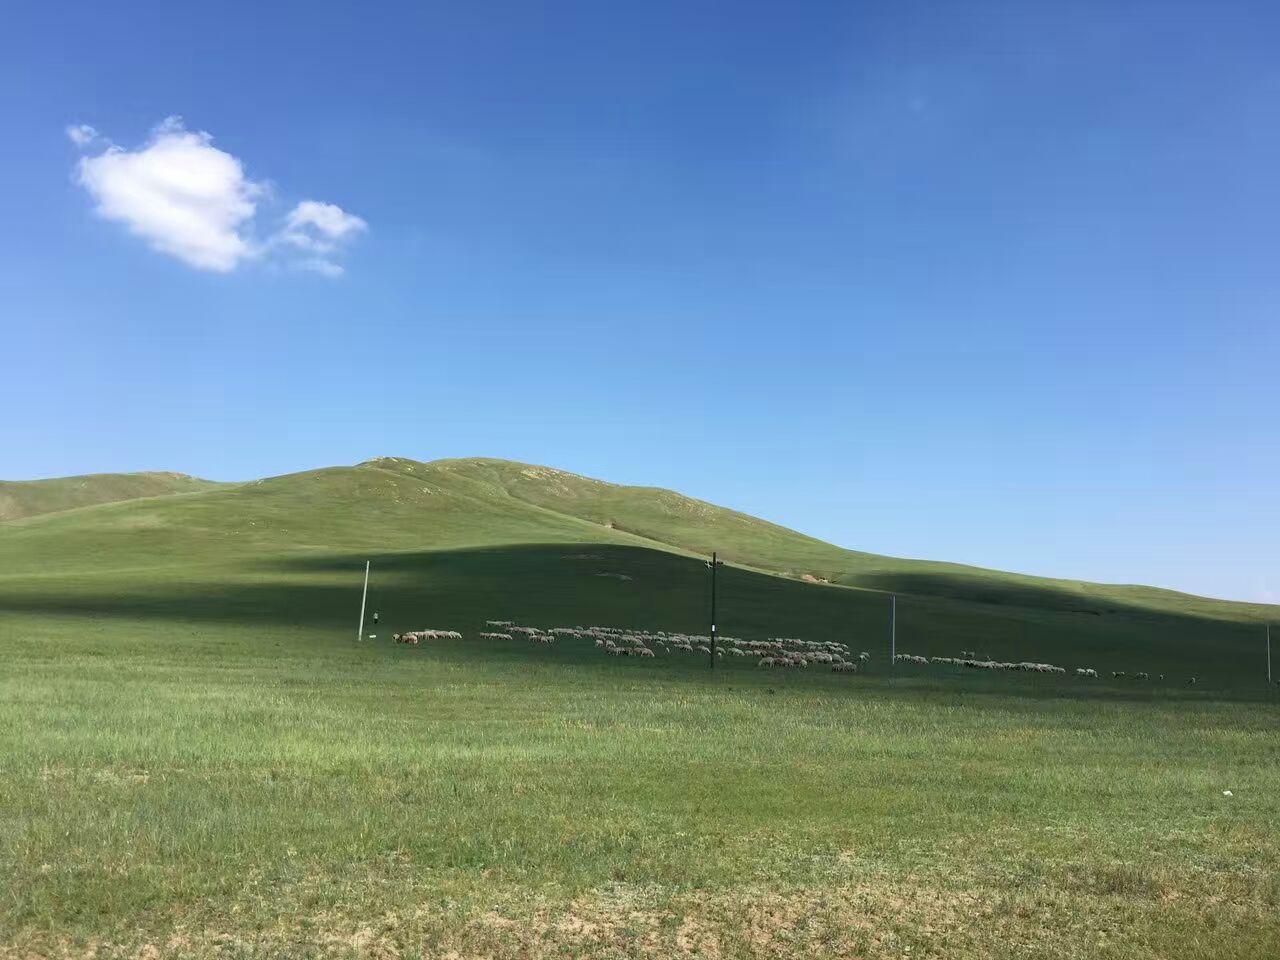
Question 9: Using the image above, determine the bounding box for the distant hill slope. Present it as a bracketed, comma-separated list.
[0, 456, 1272, 625]
[367, 458, 1273, 623]
[0, 471, 223, 522]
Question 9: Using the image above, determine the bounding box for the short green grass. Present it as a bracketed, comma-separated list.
[2, 461, 1277, 957]
[2, 546, 1279, 958]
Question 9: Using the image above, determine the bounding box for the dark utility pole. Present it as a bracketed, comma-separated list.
[707, 552, 723, 669]
[890, 593, 897, 671]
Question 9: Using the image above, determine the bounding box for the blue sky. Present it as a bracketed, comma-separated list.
[2, 1, 1277, 602]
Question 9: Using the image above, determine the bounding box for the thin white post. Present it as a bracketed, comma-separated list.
[1268, 624, 1272, 685]
[357, 560, 370, 642]
[891, 594, 896, 668]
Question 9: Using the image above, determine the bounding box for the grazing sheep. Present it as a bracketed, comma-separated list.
[1112, 671, 1126, 679]
[399, 629, 460, 642]
[1188, 676, 1197, 685]
[859, 652, 871, 662]
[1075, 668, 1097, 678]
[1135, 672, 1149, 680]
[1017, 663, 1067, 674]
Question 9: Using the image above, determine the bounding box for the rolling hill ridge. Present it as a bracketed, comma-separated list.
[0, 456, 1271, 625]
[0, 471, 221, 522]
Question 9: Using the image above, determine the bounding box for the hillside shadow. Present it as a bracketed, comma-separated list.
[848, 570, 1256, 628]
[0, 543, 1271, 697]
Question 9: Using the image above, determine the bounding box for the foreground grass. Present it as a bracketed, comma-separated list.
[2, 609, 1278, 959]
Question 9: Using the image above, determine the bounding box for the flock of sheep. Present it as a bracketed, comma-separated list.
[393, 624, 1197, 684]
[896, 653, 1068, 673]
[586, 627, 871, 671]
[398, 621, 871, 672]
[393, 628, 462, 645]
[897, 650, 1189, 683]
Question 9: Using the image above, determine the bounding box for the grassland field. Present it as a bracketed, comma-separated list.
[1, 460, 1277, 958]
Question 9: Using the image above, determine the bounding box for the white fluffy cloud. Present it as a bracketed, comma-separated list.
[76, 118, 260, 271]
[72, 117, 365, 276]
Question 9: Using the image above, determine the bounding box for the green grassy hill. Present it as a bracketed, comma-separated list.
[2, 454, 1271, 621]
[0, 470, 221, 521]
[0, 456, 1273, 686]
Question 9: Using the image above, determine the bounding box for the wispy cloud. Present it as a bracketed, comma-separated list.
[71, 117, 365, 276]
[274, 200, 368, 277]
[66, 123, 99, 147]
[281, 201, 368, 249]
[297, 257, 347, 278]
